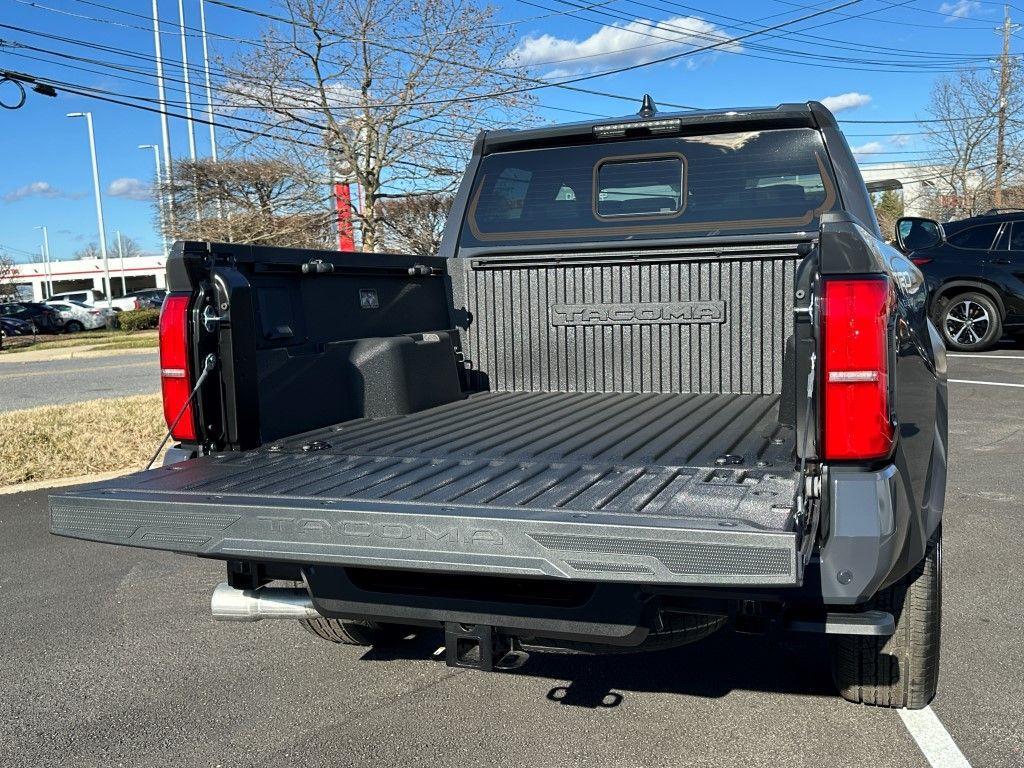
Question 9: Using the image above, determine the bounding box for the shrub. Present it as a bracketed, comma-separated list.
[118, 308, 160, 332]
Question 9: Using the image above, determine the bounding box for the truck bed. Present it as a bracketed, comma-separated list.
[50, 392, 803, 587]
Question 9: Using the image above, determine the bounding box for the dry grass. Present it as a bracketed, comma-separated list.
[0, 394, 165, 486]
[0, 330, 158, 355]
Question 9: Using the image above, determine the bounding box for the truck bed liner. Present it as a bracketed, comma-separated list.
[50, 392, 802, 586]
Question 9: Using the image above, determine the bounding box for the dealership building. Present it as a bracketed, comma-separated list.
[8, 254, 166, 301]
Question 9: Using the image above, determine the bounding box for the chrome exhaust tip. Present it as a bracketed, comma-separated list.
[210, 582, 320, 622]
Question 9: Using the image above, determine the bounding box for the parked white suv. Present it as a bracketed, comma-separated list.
[47, 289, 141, 312]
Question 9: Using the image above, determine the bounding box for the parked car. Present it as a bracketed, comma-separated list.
[125, 288, 167, 308]
[0, 301, 63, 333]
[896, 209, 1024, 351]
[0, 315, 34, 343]
[51, 100, 947, 710]
[45, 300, 108, 332]
[46, 289, 141, 312]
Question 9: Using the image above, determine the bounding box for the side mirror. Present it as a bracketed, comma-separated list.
[895, 216, 943, 253]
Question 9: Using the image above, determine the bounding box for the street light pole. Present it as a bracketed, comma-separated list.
[139, 144, 170, 258]
[116, 230, 127, 295]
[66, 111, 112, 305]
[34, 224, 53, 298]
[150, 0, 173, 230]
[199, 0, 217, 164]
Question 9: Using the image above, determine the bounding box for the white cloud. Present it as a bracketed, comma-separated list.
[890, 133, 913, 147]
[2, 181, 82, 203]
[512, 16, 740, 78]
[819, 92, 872, 113]
[107, 177, 152, 201]
[851, 141, 886, 159]
[939, 0, 981, 21]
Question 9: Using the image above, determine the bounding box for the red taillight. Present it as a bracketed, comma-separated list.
[911, 257, 932, 267]
[822, 277, 894, 460]
[158, 294, 196, 441]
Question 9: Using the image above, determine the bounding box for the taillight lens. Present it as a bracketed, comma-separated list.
[911, 257, 932, 267]
[158, 294, 196, 441]
[822, 277, 894, 460]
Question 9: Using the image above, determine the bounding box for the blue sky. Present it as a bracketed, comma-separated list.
[0, 0, 1012, 262]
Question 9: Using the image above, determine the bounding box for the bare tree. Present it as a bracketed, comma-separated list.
[0, 252, 19, 299]
[115, 235, 146, 259]
[160, 157, 334, 248]
[923, 68, 1024, 217]
[377, 193, 453, 255]
[220, 0, 534, 251]
[73, 242, 101, 260]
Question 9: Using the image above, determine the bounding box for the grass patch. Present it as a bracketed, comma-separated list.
[0, 329, 158, 355]
[0, 394, 165, 486]
[89, 335, 159, 351]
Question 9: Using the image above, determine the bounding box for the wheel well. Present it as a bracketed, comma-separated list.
[931, 282, 1005, 320]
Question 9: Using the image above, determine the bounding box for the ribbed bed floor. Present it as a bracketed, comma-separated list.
[131, 392, 799, 532]
[280, 391, 796, 468]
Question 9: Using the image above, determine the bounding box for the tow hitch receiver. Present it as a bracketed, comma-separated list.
[440, 623, 529, 671]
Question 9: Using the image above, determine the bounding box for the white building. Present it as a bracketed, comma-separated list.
[10, 254, 166, 301]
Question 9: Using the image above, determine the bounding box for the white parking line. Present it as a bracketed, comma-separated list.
[947, 354, 1024, 360]
[898, 707, 972, 768]
[948, 378, 1024, 389]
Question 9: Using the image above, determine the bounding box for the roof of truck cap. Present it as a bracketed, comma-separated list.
[479, 101, 837, 154]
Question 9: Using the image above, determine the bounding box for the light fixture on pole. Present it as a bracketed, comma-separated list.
[33, 224, 53, 298]
[66, 111, 112, 305]
[139, 144, 170, 258]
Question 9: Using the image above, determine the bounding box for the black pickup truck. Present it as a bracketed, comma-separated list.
[50, 101, 947, 709]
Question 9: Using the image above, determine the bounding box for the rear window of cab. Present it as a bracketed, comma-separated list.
[460, 128, 838, 247]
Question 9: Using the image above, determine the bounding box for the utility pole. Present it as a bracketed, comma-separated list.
[34, 225, 52, 298]
[140, 144, 171, 258]
[151, 0, 174, 231]
[994, 4, 1016, 208]
[199, 0, 226, 223]
[66, 112, 112, 305]
[116, 230, 127, 295]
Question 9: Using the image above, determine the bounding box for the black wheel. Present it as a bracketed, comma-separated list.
[936, 292, 1002, 352]
[64, 320, 85, 333]
[301, 617, 413, 646]
[830, 528, 942, 709]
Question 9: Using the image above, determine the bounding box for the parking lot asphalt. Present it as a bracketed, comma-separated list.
[0, 350, 159, 412]
[0, 351, 1022, 768]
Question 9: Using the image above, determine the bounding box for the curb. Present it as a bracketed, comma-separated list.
[0, 346, 157, 364]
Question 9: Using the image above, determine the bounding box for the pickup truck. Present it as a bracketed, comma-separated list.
[50, 100, 947, 709]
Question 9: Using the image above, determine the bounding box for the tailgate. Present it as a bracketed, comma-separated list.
[50, 449, 802, 588]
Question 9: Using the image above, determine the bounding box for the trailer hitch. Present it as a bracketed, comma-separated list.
[437, 623, 529, 671]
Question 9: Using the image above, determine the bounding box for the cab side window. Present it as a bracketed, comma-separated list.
[946, 223, 1000, 250]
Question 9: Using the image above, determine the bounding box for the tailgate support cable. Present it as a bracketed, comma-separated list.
[145, 353, 217, 470]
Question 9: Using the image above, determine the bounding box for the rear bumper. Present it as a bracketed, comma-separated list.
[49, 487, 801, 588]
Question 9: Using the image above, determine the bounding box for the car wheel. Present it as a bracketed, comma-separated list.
[830, 527, 941, 709]
[64, 320, 85, 333]
[936, 292, 1002, 352]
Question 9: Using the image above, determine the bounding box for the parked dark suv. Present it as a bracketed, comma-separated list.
[0, 301, 63, 334]
[897, 209, 1024, 351]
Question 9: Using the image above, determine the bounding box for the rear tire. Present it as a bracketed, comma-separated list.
[64, 320, 84, 333]
[301, 617, 413, 646]
[829, 528, 942, 709]
[935, 292, 1001, 352]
